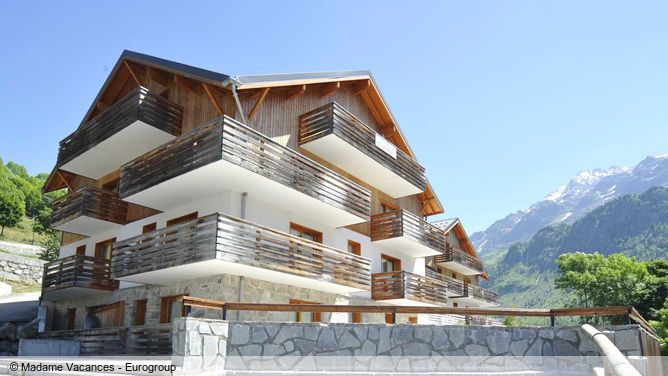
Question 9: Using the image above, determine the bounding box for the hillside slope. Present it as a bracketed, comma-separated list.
[472, 154, 668, 254]
[486, 186, 668, 308]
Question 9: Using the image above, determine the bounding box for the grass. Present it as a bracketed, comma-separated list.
[2, 279, 41, 294]
[0, 216, 45, 245]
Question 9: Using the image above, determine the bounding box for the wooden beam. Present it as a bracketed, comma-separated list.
[286, 84, 306, 100]
[320, 81, 340, 97]
[174, 75, 197, 91]
[202, 83, 224, 115]
[55, 170, 74, 192]
[146, 67, 172, 86]
[247, 87, 270, 120]
[353, 79, 371, 95]
[123, 60, 142, 86]
[95, 101, 110, 111]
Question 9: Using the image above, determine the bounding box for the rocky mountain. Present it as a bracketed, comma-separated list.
[472, 154, 668, 254]
[486, 186, 668, 309]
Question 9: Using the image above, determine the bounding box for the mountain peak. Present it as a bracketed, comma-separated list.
[472, 154, 668, 254]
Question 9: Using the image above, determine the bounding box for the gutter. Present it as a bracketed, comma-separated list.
[223, 77, 247, 125]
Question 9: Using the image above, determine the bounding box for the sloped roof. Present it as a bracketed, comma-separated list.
[431, 217, 460, 233]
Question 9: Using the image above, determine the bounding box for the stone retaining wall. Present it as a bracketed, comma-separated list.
[0, 241, 43, 258]
[0, 252, 44, 283]
[172, 318, 646, 373]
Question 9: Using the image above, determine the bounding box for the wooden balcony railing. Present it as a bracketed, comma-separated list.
[425, 268, 466, 296]
[371, 270, 449, 305]
[465, 284, 501, 305]
[42, 324, 172, 355]
[112, 213, 371, 290]
[51, 185, 128, 228]
[371, 209, 445, 252]
[119, 116, 371, 220]
[57, 87, 183, 167]
[434, 246, 484, 274]
[299, 102, 426, 192]
[42, 254, 119, 292]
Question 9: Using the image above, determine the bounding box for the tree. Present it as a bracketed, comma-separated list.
[37, 230, 60, 261]
[555, 252, 652, 309]
[0, 178, 25, 236]
[650, 298, 668, 355]
[636, 260, 668, 320]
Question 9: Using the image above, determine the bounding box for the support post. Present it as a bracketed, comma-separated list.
[550, 314, 555, 327]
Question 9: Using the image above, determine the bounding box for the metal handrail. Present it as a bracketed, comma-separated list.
[581, 324, 642, 376]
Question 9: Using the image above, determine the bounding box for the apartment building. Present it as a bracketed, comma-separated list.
[39, 50, 499, 340]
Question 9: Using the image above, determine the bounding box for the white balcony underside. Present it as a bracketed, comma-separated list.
[122, 159, 367, 228]
[376, 298, 441, 307]
[115, 258, 365, 295]
[435, 260, 481, 276]
[52, 216, 123, 237]
[372, 237, 441, 257]
[42, 287, 113, 301]
[451, 296, 498, 307]
[302, 134, 422, 198]
[60, 120, 176, 180]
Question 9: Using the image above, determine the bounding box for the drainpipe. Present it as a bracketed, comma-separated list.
[223, 77, 247, 125]
[240, 192, 248, 219]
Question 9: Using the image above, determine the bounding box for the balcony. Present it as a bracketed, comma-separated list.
[371, 210, 444, 257]
[452, 284, 501, 307]
[425, 268, 466, 297]
[434, 246, 484, 275]
[299, 103, 426, 198]
[371, 270, 449, 306]
[112, 213, 371, 294]
[42, 325, 172, 355]
[58, 87, 183, 179]
[119, 116, 370, 227]
[51, 186, 128, 236]
[42, 255, 119, 301]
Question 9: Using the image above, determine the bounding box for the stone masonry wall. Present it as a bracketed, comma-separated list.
[0, 252, 45, 284]
[49, 273, 407, 331]
[172, 318, 646, 373]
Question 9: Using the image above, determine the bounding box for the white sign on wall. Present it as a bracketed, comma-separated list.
[375, 134, 397, 159]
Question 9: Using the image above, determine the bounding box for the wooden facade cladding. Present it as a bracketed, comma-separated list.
[298, 102, 427, 195]
[434, 246, 485, 274]
[42, 325, 172, 355]
[112, 213, 372, 290]
[370, 209, 444, 252]
[51, 186, 128, 229]
[371, 270, 449, 305]
[57, 87, 183, 168]
[42, 254, 119, 293]
[119, 115, 371, 220]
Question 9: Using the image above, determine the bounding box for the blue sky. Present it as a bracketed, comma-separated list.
[1, 1, 667, 233]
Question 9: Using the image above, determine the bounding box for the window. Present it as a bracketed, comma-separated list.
[290, 299, 321, 323]
[94, 238, 116, 260]
[160, 295, 186, 323]
[289, 223, 323, 260]
[166, 212, 198, 227]
[347, 240, 361, 256]
[384, 313, 394, 324]
[142, 223, 157, 234]
[351, 312, 362, 323]
[453, 302, 459, 308]
[134, 299, 147, 325]
[381, 254, 401, 273]
[452, 273, 457, 279]
[289, 223, 322, 243]
[75, 245, 86, 256]
[66, 308, 76, 330]
[380, 200, 399, 213]
[408, 316, 417, 324]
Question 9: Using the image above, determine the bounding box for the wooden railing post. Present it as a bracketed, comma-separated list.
[550, 314, 556, 327]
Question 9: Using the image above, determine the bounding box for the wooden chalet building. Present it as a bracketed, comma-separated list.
[39, 50, 499, 341]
